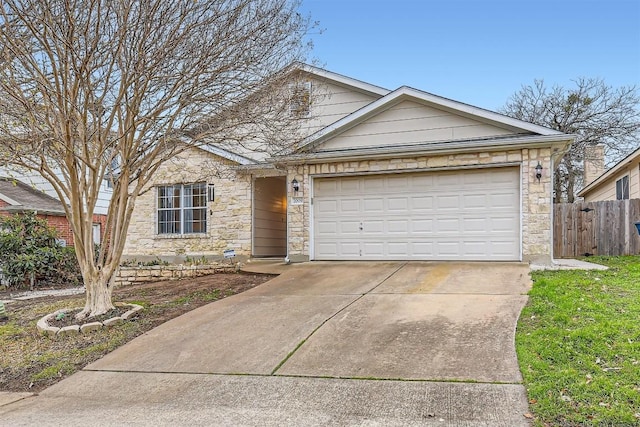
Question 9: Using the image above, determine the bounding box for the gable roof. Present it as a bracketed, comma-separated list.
[0, 177, 66, 215]
[197, 64, 392, 164]
[293, 85, 564, 154]
[296, 63, 390, 97]
[577, 146, 640, 197]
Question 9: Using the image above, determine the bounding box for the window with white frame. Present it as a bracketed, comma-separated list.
[157, 183, 207, 235]
[616, 175, 629, 200]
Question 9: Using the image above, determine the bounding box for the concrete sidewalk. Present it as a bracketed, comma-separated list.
[0, 261, 533, 426]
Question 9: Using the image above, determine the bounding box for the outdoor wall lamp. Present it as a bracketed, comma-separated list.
[535, 162, 543, 182]
[291, 178, 300, 193]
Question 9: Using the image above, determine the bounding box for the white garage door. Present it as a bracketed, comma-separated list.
[312, 167, 520, 261]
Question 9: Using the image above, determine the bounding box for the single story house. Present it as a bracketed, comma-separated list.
[578, 146, 640, 202]
[0, 177, 107, 246]
[122, 65, 574, 264]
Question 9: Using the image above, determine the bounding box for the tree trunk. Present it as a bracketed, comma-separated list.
[75, 269, 116, 320]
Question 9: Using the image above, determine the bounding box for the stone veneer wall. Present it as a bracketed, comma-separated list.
[286, 147, 553, 263]
[114, 263, 237, 287]
[122, 147, 253, 259]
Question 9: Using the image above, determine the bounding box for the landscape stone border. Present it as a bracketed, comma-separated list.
[36, 303, 144, 336]
[114, 263, 237, 287]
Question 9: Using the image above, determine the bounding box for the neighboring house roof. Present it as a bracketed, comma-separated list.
[0, 177, 66, 215]
[577, 146, 640, 198]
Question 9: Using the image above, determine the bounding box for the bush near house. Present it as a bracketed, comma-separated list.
[517, 256, 640, 426]
[0, 212, 82, 289]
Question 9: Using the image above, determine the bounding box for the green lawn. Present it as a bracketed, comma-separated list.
[517, 256, 640, 426]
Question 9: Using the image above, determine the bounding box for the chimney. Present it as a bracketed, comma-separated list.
[583, 145, 604, 186]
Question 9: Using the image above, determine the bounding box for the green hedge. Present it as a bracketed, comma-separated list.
[0, 212, 82, 289]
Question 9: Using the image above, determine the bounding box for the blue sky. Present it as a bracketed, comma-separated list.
[300, 0, 640, 111]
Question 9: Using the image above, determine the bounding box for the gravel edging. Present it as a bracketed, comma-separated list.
[36, 303, 144, 336]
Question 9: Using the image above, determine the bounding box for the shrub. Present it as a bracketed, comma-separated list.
[0, 212, 82, 289]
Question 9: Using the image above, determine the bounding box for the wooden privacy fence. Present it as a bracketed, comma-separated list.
[554, 199, 640, 258]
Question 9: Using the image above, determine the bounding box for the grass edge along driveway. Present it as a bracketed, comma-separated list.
[516, 256, 640, 426]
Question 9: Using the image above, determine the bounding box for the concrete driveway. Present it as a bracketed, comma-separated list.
[0, 261, 533, 426]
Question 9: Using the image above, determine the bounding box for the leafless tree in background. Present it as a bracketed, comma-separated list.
[0, 0, 311, 317]
[501, 78, 640, 202]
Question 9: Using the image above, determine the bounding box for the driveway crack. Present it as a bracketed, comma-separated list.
[270, 262, 407, 375]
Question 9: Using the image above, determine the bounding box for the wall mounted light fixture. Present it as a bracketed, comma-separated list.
[207, 184, 215, 202]
[291, 178, 300, 193]
[535, 162, 543, 182]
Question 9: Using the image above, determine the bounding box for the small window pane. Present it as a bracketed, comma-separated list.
[184, 207, 207, 233]
[616, 176, 630, 200]
[158, 209, 181, 234]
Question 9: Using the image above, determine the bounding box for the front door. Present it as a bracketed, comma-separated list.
[253, 176, 287, 257]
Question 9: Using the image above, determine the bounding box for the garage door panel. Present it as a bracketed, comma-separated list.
[412, 196, 434, 210]
[462, 241, 489, 256]
[339, 179, 360, 193]
[388, 197, 409, 211]
[437, 195, 461, 210]
[316, 221, 338, 235]
[316, 242, 338, 257]
[490, 193, 517, 207]
[363, 198, 384, 212]
[388, 220, 409, 233]
[412, 219, 433, 233]
[340, 199, 360, 213]
[490, 216, 519, 232]
[313, 167, 520, 261]
[387, 175, 410, 189]
[339, 221, 361, 234]
[363, 221, 384, 233]
[412, 242, 434, 256]
[316, 199, 338, 214]
[436, 174, 462, 186]
[386, 242, 408, 254]
[410, 175, 434, 188]
[437, 218, 461, 232]
[436, 241, 462, 256]
[491, 241, 518, 256]
[463, 194, 487, 209]
[362, 242, 384, 257]
[464, 218, 487, 232]
[362, 177, 384, 191]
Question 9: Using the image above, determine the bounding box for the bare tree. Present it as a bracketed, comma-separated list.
[0, 0, 311, 318]
[501, 78, 640, 202]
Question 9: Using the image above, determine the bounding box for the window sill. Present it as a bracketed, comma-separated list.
[155, 233, 208, 240]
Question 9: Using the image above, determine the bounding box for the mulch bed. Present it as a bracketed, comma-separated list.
[0, 272, 276, 393]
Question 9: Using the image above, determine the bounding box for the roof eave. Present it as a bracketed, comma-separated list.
[272, 135, 574, 165]
[577, 146, 640, 197]
[1, 206, 67, 216]
[297, 64, 390, 97]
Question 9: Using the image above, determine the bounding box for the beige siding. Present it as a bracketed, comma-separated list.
[301, 79, 381, 136]
[253, 176, 287, 257]
[583, 160, 640, 202]
[316, 100, 523, 151]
